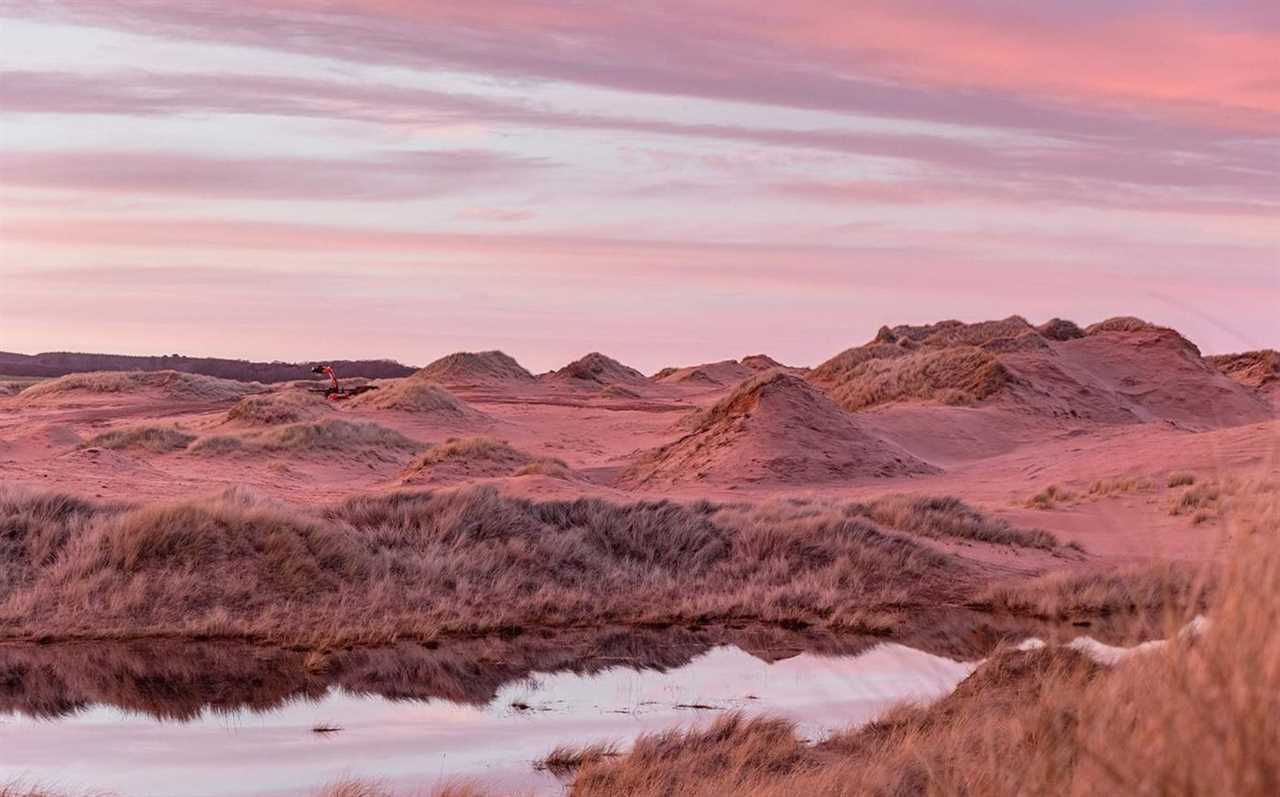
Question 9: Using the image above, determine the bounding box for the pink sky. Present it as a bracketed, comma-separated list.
[1, 1, 1277, 371]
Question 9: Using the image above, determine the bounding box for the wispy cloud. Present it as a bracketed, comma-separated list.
[0, 148, 553, 200]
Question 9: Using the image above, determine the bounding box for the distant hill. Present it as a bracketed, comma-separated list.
[0, 351, 416, 383]
[414, 351, 535, 386]
[808, 316, 1272, 430]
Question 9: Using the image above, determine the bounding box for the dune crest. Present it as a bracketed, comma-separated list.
[622, 371, 938, 488]
[547, 353, 647, 386]
[415, 351, 534, 386]
[15, 370, 261, 406]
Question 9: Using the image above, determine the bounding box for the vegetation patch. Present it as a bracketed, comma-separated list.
[83, 425, 196, 453]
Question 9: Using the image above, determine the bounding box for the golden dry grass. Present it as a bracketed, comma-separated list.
[537, 741, 622, 776]
[1026, 483, 1073, 510]
[225, 391, 331, 425]
[820, 345, 1012, 411]
[0, 486, 1069, 646]
[14, 370, 260, 405]
[82, 425, 196, 453]
[349, 381, 483, 417]
[545, 480, 1280, 797]
[191, 419, 417, 457]
[977, 562, 1207, 619]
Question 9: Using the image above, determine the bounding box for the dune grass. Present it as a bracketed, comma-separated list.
[530, 480, 1280, 797]
[192, 419, 417, 458]
[410, 436, 523, 466]
[820, 345, 1012, 412]
[1026, 483, 1073, 510]
[857, 494, 1063, 550]
[224, 391, 330, 426]
[82, 425, 196, 453]
[0, 485, 1072, 646]
[15, 370, 258, 405]
[537, 741, 622, 777]
[977, 562, 1208, 619]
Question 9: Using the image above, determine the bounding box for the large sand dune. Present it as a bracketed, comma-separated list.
[545, 353, 648, 387]
[415, 351, 536, 386]
[622, 371, 939, 488]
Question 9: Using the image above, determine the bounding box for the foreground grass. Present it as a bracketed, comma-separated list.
[0, 486, 1066, 646]
[543, 481, 1280, 796]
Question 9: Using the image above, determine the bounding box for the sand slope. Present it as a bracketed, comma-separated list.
[810, 316, 1271, 431]
[622, 371, 939, 488]
[415, 351, 535, 387]
[15, 370, 261, 407]
[545, 353, 648, 387]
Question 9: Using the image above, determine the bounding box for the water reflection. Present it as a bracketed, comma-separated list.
[0, 617, 1099, 797]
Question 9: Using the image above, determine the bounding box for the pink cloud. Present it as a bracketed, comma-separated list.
[9, 1, 1276, 138]
[4, 71, 1276, 203]
[0, 149, 552, 200]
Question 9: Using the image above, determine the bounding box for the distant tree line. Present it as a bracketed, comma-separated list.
[0, 351, 417, 382]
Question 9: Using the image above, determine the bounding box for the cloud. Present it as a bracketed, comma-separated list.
[0, 149, 553, 200]
[7, 0, 1276, 140]
[4, 70, 1277, 203]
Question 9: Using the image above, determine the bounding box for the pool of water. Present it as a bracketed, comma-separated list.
[0, 634, 977, 797]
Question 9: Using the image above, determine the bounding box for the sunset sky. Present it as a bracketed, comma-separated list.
[1, 1, 1276, 372]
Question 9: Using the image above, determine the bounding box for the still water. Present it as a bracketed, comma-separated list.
[0, 637, 977, 796]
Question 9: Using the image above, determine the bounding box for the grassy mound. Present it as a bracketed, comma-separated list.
[550, 353, 647, 385]
[1207, 349, 1279, 391]
[401, 436, 568, 482]
[498, 482, 1279, 797]
[349, 381, 485, 418]
[821, 345, 1012, 411]
[192, 419, 417, 457]
[0, 485, 988, 645]
[415, 351, 534, 385]
[83, 425, 196, 453]
[15, 370, 260, 405]
[224, 391, 331, 426]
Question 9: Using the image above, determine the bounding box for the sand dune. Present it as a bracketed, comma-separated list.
[399, 436, 571, 484]
[223, 390, 333, 426]
[192, 419, 418, 459]
[14, 370, 261, 406]
[1208, 349, 1280, 399]
[651, 355, 795, 387]
[622, 371, 939, 488]
[348, 380, 490, 422]
[809, 316, 1271, 430]
[546, 353, 648, 386]
[415, 351, 535, 386]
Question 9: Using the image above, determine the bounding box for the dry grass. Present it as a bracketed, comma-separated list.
[1206, 349, 1279, 390]
[1088, 476, 1153, 496]
[977, 562, 1208, 618]
[1026, 484, 1073, 510]
[821, 345, 1012, 412]
[0, 485, 1002, 645]
[1167, 471, 1197, 488]
[225, 391, 331, 425]
[514, 458, 574, 479]
[411, 436, 521, 466]
[857, 495, 1062, 549]
[82, 425, 195, 453]
[400, 437, 564, 481]
[350, 381, 484, 417]
[537, 741, 622, 776]
[1170, 481, 1221, 517]
[536, 480, 1280, 797]
[15, 370, 259, 405]
[192, 419, 417, 457]
[415, 351, 534, 384]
